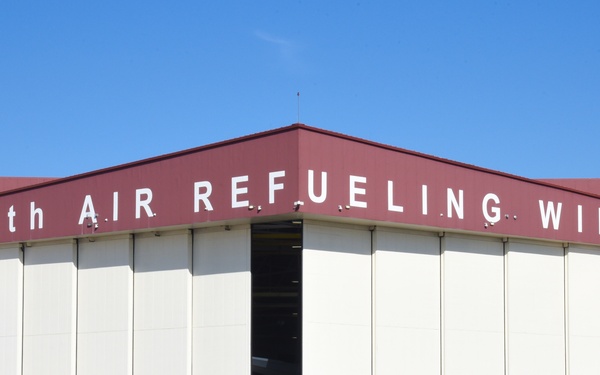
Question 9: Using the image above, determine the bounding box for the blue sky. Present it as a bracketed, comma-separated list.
[1, 1, 599, 178]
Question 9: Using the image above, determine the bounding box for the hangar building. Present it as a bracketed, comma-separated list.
[1, 124, 600, 375]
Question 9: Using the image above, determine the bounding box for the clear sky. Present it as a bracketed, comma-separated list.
[1, 1, 599, 179]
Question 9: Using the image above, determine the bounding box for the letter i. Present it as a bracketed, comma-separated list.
[113, 192, 119, 221]
[422, 185, 428, 215]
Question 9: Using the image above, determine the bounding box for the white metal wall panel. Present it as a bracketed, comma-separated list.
[443, 235, 504, 375]
[77, 236, 133, 375]
[507, 240, 565, 375]
[567, 245, 600, 374]
[134, 231, 192, 375]
[192, 226, 251, 375]
[373, 229, 440, 375]
[303, 222, 372, 375]
[0, 245, 23, 375]
[22, 240, 77, 375]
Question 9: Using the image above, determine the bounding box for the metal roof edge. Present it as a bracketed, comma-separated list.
[3, 122, 598, 200]
[295, 124, 600, 200]
[0, 123, 305, 196]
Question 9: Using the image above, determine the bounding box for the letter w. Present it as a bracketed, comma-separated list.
[539, 200, 562, 230]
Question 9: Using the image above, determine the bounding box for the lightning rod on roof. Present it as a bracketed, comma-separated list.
[297, 91, 300, 124]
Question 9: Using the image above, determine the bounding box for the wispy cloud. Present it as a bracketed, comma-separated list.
[254, 31, 291, 46]
[254, 30, 304, 73]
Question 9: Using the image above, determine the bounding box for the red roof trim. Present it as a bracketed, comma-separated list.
[0, 124, 304, 195]
[0, 177, 57, 194]
[2, 123, 598, 199]
[294, 124, 600, 199]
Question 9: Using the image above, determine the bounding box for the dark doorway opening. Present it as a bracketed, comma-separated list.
[251, 221, 302, 375]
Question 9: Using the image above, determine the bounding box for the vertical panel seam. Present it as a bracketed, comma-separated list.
[131, 234, 135, 375]
[564, 244, 569, 375]
[503, 238, 509, 375]
[188, 229, 194, 375]
[439, 232, 445, 375]
[73, 239, 79, 375]
[20, 244, 25, 375]
[370, 226, 375, 375]
[248, 226, 253, 374]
